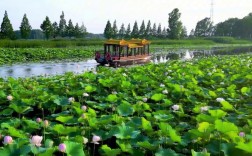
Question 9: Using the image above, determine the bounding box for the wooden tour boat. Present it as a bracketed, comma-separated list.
[95, 39, 151, 67]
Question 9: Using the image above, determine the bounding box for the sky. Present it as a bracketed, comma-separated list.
[1, 0, 251, 34]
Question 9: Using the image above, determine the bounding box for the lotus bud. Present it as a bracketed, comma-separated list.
[91, 135, 101, 144]
[3, 136, 13, 145]
[68, 97, 75, 103]
[43, 120, 49, 128]
[83, 137, 88, 144]
[172, 105, 180, 111]
[81, 105, 87, 111]
[58, 143, 66, 153]
[239, 132, 245, 137]
[36, 118, 42, 123]
[142, 97, 148, 102]
[83, 93, 89, 97]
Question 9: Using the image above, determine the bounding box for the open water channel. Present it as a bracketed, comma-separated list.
[0, 46, 251, 78]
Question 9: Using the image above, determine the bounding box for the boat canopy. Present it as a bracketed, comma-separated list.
[104, 38, 150, 47]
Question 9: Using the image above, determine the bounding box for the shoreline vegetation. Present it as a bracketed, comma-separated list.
[0, 37, 252, 65]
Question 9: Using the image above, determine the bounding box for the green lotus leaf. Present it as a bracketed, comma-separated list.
[106, 94, 118, 103]
[100, 145, 121, 156]
[215, 120, 238, 134]
[38, 148, 55, 156]
[209, 90, 217, 97]
[9, 103, 32, 114]
[114, 122, 140, 139]
[154, 113, 174, 121]
[151, 93, 165, 102]
[155, 148, 179, 156]
[0, 108, 13, 116]
[85, 85, 96, 93]
[117, 101, 134, 116]
[121, 80, 131, 89]
[23, 119, 40, 130]
[116, 140, 133, 154]
[56, 115, 74, 123]
[220, 101, 234, 111]
[53, 124, 78, 135]
[64, 141, 85, 156]
[198, 122, 210, 133]
[137, 141, 158, 151]
[208, 109, 227, 119]
[53, 96, 69, 106]
[87, 108, 97, 117]
[191, 149, 210, 156]
[236, 141, 252, 154]
[241, 87, 250, 95]
[141, 117, 153, 132]
[159, 122, 181, 143]
[221, 143, 248, 156]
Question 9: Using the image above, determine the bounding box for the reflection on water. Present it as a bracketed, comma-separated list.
[0, 59, 98, 78]
[0, 47, 251, 78]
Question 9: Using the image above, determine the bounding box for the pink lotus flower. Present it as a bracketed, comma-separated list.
[3, 136, 13, 145]
[91, 135, 101, 144]
[7, 95, 13, 101]
[58, 143, 66, 152]
[30, 135, 43, 147]
[36, 118, 42, 123]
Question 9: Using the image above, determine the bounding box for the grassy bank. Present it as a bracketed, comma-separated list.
[0, 37, 251, 48]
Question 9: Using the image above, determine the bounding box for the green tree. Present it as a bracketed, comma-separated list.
[151, 23, 157, 38]
[58, 11, 67, 37]
[139, 20, 145, 38]
[161, 27, 167, 38]
[157, 23, 162, 38]
[20, 14, 32, 39]
[104, 20, 113, 39]
[67, 19, 75, 37]
[168, 8, 183, 39]
[0, 10, 15, 39]
[52, 22, 58, 38]
[74, 23, 81, 38]
[181, 26, 188, 38]
[118, 23, 126, 39]
[40, 16, 53, 39]
[80, 23, 87, 38]
[194, 17, 213, 37]
[125, 23, 131, 39]
[145, 20, 151, 38]
[131, 21, 139, 38]
[112, 20, 118, 38]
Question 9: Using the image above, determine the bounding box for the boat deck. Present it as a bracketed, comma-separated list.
[113, 54, 150, 62]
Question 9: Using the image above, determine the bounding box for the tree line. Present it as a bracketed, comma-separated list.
[1, 8, 252, 40]
[0, 11, 87, 40]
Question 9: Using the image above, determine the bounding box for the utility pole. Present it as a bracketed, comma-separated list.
[210, 0, 214, 23]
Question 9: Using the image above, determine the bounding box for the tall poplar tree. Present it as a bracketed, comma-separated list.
[112, 20, 118, 39]
[131, 21, 139, 38]
[145, 20, 151, 38]
[151, 23, 157, 37]
[0, 11, 15, 39]
[139, 20, 146, 38]
[104, 20, 113, 39]
[67, 19, 75, 37]
[118, 23, 126, 39]
[125, 23, 131, 39]
[40, 16, 53, 39]
[58, 11, 67, 37]
[157, 23, 162, 38]
[20, 14, 32, 39]
[52, 22, 59, 38]
[80, 23, 87, 38]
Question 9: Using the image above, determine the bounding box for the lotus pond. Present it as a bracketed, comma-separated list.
[0, 54, 252, 156]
